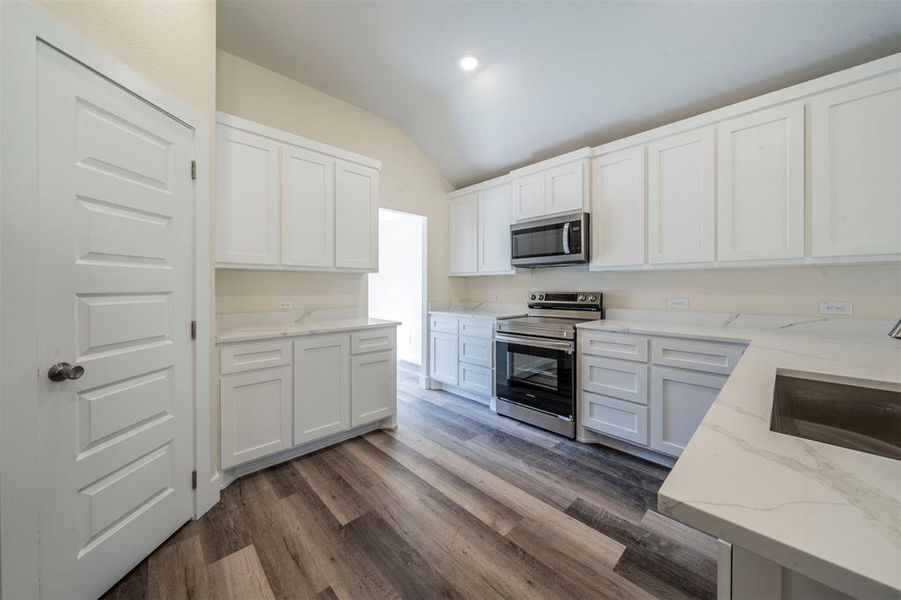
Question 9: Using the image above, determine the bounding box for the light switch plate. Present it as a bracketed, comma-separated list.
[487, 295, 497, 303]
[820, 301, 852, 316]
[278, 299, 295, 310]
[667, 297, 689, 309]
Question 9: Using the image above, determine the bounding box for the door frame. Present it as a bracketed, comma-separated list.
[0, 3, 214, 597]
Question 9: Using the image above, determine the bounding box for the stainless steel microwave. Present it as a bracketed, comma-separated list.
[510, 211, 590, 267]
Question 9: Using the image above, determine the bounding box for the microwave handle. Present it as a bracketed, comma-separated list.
[562, 222, 571, 254]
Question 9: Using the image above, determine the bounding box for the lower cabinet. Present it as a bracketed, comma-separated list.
[351, 350, 397, 426]
[430, 331, 458, 385]
[650, 366, 727, 457]
[220, 366, 293, 469]
[458, 362, 492, 396]
[294, 335, 351, 445]
[581, 391, 649, 445]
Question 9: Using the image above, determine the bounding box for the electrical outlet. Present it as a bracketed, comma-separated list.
[667, 297, 689, 309]
[820, 301, 852, 316]
[487, 295, 497, 303]
[278, 299, 295, 310]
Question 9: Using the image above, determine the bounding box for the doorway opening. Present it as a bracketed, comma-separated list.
[368, 209, 427, 377]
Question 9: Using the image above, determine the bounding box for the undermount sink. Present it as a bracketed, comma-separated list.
[770, 371, 901, 461]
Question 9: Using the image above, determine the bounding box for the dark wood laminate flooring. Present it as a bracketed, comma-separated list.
[104, 371, 717, 600]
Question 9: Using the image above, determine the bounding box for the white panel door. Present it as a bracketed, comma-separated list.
[545, 160, 585, 215]
[294, 335, 351, 445]
[512, 172, 547, 221]
[810, 73, 901, 257]
[282, 145, 335, 267]
[478, 185, 513, 274]
[591, 147, 646, 267]
[335, 160, 379, 269]
[449, 192, 478, 275]
[36, 43, 194, 599]
[648, 128, 716, 264]
[650, 366, 726, 457]
[220, 367, 292, 468]
[581, 391, 649, 445]
[351, 350, 397, 426]
[429, 332, 458, 385]
[216, 123, 279, 266]
[718, 103, 805, 261]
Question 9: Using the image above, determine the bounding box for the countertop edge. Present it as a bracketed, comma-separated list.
[217, 319, 401, 344]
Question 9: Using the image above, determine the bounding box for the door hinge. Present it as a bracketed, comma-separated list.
[190, 320, 197, 340]
[190, 160, 196, 181]
[191, 470, 197, 490]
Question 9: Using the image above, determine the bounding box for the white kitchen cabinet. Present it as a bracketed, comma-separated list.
[216, 124, 280, 267]
[351, 350, 397, 426]
[581, 355, 648, 404]
[582, 391, 649, 446]
[591, 146, 646, 267]
[429, 331, 458, 385]
[650, 366, 727, 457]
[458, 362, 493, 396]
[281, 145, 335, 268]
[810, 72, 901, 258]
[650, 337, 745, 375]
[717, 103, 805, 261]
[459, 335, 493, 368]
[448, 192, 478, 275]
[293, 335, 350, 445]
[511, 172, 547, 221]
[220, 365, 292, 469]
[545, 160, 587, 215]
[335, 160, 379, 270]
[648, 127, 716, 264]
[478, 184, 514, 274]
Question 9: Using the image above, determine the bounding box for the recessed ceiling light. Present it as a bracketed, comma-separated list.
[460, 54, 479, 71]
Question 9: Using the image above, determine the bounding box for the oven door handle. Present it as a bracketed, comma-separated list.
[496, 334, 574, 354]
[562, 222, 571, 254]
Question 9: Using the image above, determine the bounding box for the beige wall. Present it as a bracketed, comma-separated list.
[216, 50, 464, 313]
[465, 264, 901, 319]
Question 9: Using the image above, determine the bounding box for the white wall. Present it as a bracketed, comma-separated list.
[369, 210, 424, 365]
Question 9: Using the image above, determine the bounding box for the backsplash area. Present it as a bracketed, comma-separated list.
[464, 263, 901, 320]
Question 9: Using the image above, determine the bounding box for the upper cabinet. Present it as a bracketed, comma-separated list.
[215, 113, 381, 272]
[647, 127, 716, 264]
[448, 179, 514, 276]
[216, 126, 280, 266]
[591, 147, 646, 267]
[717, 103, 805, 261]
[511, 148, 591, 222]
[810, 72, 901, 258]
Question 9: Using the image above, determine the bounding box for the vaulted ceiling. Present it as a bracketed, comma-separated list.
[218, 1, 901, 188]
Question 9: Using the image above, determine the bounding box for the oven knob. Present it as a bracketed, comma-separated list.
[537, 294, 545, 301]
[578, 294, 586, 302]
[530, 294, 537, 301]
[587, 295, 597, 302]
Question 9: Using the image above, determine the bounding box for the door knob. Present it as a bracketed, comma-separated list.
[48, 362, 85, 382]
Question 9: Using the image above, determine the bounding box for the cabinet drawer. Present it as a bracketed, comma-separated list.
[459, 318, 494, 339]
[351, 327, 396, 355]
[581, 391, 648, 445]
[459, 335, 493, 368]
[581, 331, 649, 362]
[581, 355, 648, 404]
[429, 314, 459, 334]
[650, 338, 745, 375]
[458, 362, 493, 397]
[220, 340, 292, 375]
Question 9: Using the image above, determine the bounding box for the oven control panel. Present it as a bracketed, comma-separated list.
[527, 291, 602, 311]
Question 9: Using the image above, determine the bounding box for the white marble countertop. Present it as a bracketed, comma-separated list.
[218, 317, 400, 344]
[577, 311, 901, 598]
[428, 302, 527, 320]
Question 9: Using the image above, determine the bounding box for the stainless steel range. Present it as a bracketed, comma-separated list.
[494, 292, 603, 438]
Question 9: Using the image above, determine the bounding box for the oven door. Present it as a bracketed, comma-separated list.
[495, 333, 575, 418]
[510, 212, 588, 267]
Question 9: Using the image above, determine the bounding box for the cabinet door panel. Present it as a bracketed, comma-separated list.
[512, 172, 546, 221]
[580, 330, 649, 362]
[650, 338, 745, 375]
[448, 193, 478, 275]
[282, 146, 335, 267]
[650, 366, 726, 457]
[429, 332, 458, 385]
[216, 125, 279, 266]
[294, 336, 350, 445]
[221, 366, 292, 468]
[648, 128, 715, 264]
[545, 161, 585, 215]
[335, 160, 379, 269]
[352, 350, 396, 426]
[581, 355, 648, 405]
[718, 103, 804, 261]
[459, 335, 492, 368]
[591, 147, 646, 267]
[458, 362, 493, 397]
[478, 185, 513, 274]
[810, 73, 901, 257]
[581, 391, 648, 445]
